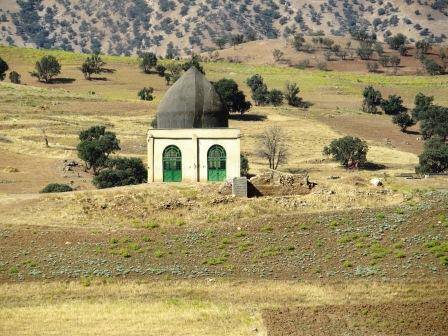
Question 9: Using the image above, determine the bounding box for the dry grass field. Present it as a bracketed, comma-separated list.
[1, 46, 448, 335]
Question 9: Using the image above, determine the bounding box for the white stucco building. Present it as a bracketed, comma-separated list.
[147, 67, 241, 183]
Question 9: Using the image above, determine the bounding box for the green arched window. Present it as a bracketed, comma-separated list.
[207, 145, 226, 182]
[163, 145, 182, 182]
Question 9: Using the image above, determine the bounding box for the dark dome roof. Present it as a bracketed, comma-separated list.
[156, 67, 228, 129]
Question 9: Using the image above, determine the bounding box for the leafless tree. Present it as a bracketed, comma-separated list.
[256, 126, 288, 170]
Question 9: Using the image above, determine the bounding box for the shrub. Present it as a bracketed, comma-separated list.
[9, 71, 21, 84]
[387, 33, 407, 50]
[240, 153, 249, 176]
[77, 126, 120, 174]
[357, 41, 374, 60]
[81, 54, 110, 80]
[416, 137, 448, 174]
[392, 112, 416, 132]
[268, 89, 284, 106]
[421, 57, 444, 75]
[40, 183, 73, 193]
[0, 57, 8, 80]
[30, 55, 61, 83]
[381, 94, 407, 115]
[316, 61, 328, 71]
[138, 87, 154, 101]
[93, 157, 147, 189]
[284, 82, 310, 108]
[323, 136, 368, 169]
[366, 61, 379, 73]
[213, 78, 251, 115]
[362, 86, 382, 114]
[246, 74, 269, 105]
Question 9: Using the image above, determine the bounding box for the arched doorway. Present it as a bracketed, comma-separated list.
[163, 145, 182, 182]
[207, 145, 226, 182]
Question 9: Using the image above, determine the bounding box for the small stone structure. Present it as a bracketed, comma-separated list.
[220, 170, 313, 197]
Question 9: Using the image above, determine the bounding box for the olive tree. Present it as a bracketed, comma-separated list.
[31, 55, 61, 83]
[323, 136, 368, 169]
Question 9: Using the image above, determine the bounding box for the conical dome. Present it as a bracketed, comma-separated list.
[156, 67, 228, 129]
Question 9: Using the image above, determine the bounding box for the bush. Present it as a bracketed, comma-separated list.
[92, 157, 147, 189]
[421, 57, 444, 75]
[416, 137, 448, 174]
[323, 136, 368, 169]
[267, 89, 284, 106]
[40, 183, 73, 193]
[9, 71, 21, 84]
[30, 55, 61, 83]
[316, 61, 328, 71]
[213, 78, 251, 115]
[387, 33, 407, 50]
[0, 57, 8, 81]
[77, 126, 120, 174]
[138, 87, 154, 101]
[246, 74, 269, 105]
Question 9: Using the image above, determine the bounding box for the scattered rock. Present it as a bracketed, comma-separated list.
[370, 178, 383, 187]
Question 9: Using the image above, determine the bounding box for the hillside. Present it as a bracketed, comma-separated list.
[0, 0, 447, 56]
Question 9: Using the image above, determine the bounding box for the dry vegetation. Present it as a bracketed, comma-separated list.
[1, 46, 448, 335]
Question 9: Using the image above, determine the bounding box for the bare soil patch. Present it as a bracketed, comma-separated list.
[263, 300, 448, 336]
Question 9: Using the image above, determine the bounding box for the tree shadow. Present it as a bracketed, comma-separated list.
[403, 129, 420, 135]
[89, 77, 108, 81]
[362, 162, 387, 171]
[50, 77, 76, 84]
[229, 114, 267, 122]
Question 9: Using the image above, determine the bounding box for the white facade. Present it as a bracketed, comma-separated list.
[147, 128, 241, 182]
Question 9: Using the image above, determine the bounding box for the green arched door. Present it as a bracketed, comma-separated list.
[207, 145, 226, 182]
[163, 145, 182, 182]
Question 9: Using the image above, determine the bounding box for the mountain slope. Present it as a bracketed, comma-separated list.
[0, 0, 447, 56]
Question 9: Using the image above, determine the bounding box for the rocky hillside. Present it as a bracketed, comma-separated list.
[0, 0, 447, 56]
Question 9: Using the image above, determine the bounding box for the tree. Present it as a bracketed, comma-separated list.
[77, 126, 120, 174]
[246, 74, 269, 106]
[164, 62, 183, 85]
[139, 52, 158, 74]
[214, 36, 227, 49]
[362, 86, 382, 114]
[155, 64, 166, 77]
[284, 82, 309, 108]
[92, 157, 147, 189]
[420, 105, 448, 140]
[440, 48, 448, 71]
[416, 137, 448, 174]
[393, 112, 416, 132]
[292, 34, 305, 51]
[231, 34, 244, 48]
[379, 55, 390, 67]
[256, 126, 288, 170]
[182, 54, 204, 74]
[40, 183, 73, 193]
[81, 54, 110, 80]
[9, 71, 21, 84]
[268, 89, 284, 106]
[415, 40, 431, 58]
[272, 49, 284, 63]
[366, 62, 379, 73]
[412, 92, 434, 121]
[30, 55, 61, 83]
[0, 57, 8, 81]
[138, 87, 154, 101]
[323, 136, 368, 169]
[387, 33, 407, 51]
[389, 55, 401, 74]
[357, 41, 374, 60]
[381, 94, 407, 115]
[213, 78, 251, 115]
[374, 42, 384, 56]
[421, 57, 444, 75]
